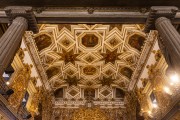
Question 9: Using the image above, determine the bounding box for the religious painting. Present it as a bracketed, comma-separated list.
[128, 34, 145, 51]
[82, 34, 98, 47]
[120, 67, 133, 79]
[34, 34, 52, 51]
[84, 88, 95, 98]
[83, 66, 97, 75]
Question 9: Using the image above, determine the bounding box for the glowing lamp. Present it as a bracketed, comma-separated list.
[6, 81, 10, 85]
[170, 73, 179, 83]
[163, 86, 171, 95]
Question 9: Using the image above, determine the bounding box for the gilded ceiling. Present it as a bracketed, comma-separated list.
[31, 24, 146, 91]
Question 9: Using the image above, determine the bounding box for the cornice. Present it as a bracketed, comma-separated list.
[0, 6, 180, 24]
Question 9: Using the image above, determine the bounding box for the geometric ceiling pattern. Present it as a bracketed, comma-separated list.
[32, 24, 146, 91]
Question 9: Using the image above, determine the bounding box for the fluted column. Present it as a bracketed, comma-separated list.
[155, 17, 180, 73]
[0, 6, 38, 76]
[0, 17, 28, 76]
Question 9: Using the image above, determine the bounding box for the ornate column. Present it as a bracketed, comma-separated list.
[144, 6, 180, 73]
[0, 17, 28, 75]
[155, 17, 180, 73]
[0, 6, 38, 76]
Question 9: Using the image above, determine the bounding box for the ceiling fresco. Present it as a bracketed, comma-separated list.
[31, 24, 146, 90]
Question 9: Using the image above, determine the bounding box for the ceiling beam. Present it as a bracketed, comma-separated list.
[0, 8, 180, 24]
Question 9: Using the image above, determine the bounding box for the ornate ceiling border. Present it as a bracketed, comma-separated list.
[0, 6, 180, 24]
[24, 31, 52, 91]
[128, 30, 158, 91]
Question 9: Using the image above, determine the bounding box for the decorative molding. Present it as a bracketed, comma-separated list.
[5, 6, 38, 33]
[144, 6, 178, 33]
[128, 30, 158, 91]
[54, 99, 124, 108]
[52, 107, 125, 120]
[1, 6, 180, 24]
[24, 31, 52, 91]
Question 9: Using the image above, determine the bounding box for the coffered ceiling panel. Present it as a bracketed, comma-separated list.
[30, 24, 147, 91]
